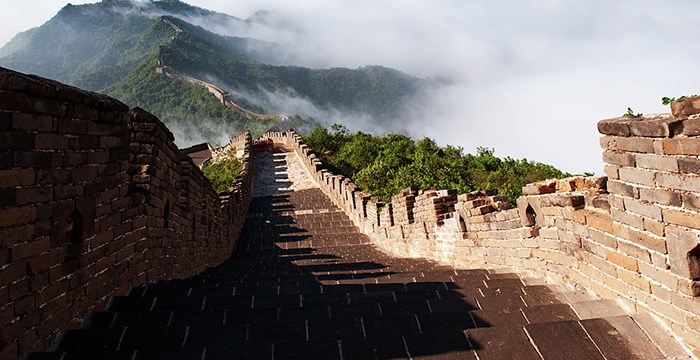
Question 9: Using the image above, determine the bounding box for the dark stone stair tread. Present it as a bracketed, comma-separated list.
[404, 331, 476, 359]
[107, 296, 154, 312]
[61, 351, 135, 360]
[524, 320, 605, 359]
[467, 325, 541, 360]
[111, 310, 172, 328]
[185, 325, 247, 347]
[362, 314, 422, 338]
[307, 318, 364, 341]
[340, 336, 408, 360]
[470, 307, 528, 327]
[379, 300, 431, 316]
[56, 328, 124, 352]
[247, 321, 307, 344]
[119, 326, 187, 350]
[203, 344, 272, 360]
[580, 316, 665, 360]
[274, 340, 342, 360]
[330, 303, 381, 319]
[132, 346, 204, 360]
[522, 303, 579, 324]
[415, 312, 477, 333]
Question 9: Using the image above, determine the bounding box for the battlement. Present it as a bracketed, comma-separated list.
[4, 64, 700, 357]
[262, 108, 700, 354]
[0, 67, 253, 358]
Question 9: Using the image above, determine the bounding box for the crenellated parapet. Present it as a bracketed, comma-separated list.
[261, 102, 700, 354]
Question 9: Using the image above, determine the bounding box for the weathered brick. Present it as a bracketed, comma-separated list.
[635, 153, 679, 172]
[638, 187, 681, 207]
[643, 218, 666, 237]
[15, 187, 53, 205]
[34, 134, 69, 149]
[0, 206, 36, 228]
[677, 118, 700, 136]
[662, 138, 700, 156]
[627, 117, 680, 138]
[29, 249, 64, 274]
[663, 208, 700, 230]
[666, 226, 700, 277]
[607, 250, 639, 272]
[617, 267, 651, 292]
[12, 113, 54, 132]
[600, 136, 655, 153]
[602, 150, 635, 167]
[606, 180, 637, 199]
[11, 237, 49, 261]
[0, 169, 35, 188]
[623, 197, 662, 220]
[611, 208, 644, 230]
[618, 167, 656, 187]
[656, 172, 700, 193]
[678, 157, 700, 175]
[598, 119, 631, 136]
[586, 211, 613, 233]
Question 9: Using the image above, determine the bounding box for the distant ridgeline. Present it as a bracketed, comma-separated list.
[0, 0, 429, 145]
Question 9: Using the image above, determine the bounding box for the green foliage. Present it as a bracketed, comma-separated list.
[201, 148, 243, 192]
[662, 95, 695, 105]
[623, 107, 642, 117]
[304, 125, 573, 205]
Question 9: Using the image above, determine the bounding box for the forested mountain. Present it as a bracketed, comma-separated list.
[0, 0, 424, 144]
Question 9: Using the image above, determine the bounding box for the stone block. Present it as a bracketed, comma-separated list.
[618, 167, 656, 187]
[666, 226, 700, 277]
[670, 95, 700, 119]
[638, 187, 681, 207]
[656, 172, 700, 193]
[600, 135, 655, 153]
[603, 165, 619, 179]
[628, 116, 681, 137]
[635, 153, 679, 172]
[598, 118, 631, 136]
[663, 208, 700, 230]
[661, 138, 700, 156]
[677, 118, 700, 136]
[607, 250, 639, 272]
[678, 157, 700, 175]
[623, 197, 662, 220]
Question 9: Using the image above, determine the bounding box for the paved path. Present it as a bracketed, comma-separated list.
[26, 145, 674, 359]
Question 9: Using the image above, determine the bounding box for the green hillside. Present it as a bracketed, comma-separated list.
[0, 0, 423, 143]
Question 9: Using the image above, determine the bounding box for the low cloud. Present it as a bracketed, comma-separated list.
[4, 0, 700, 173]
[185, 0, 700, 174]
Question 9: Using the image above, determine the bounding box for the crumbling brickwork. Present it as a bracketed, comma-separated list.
[0, 67, 252, 359]
[263, 119, 700, 355]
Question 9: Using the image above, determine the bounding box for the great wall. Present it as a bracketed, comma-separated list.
[2, 65, 700, 359]
[157, 17, 287, 122]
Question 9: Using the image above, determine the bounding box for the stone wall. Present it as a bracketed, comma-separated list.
[0, 67, 252, 359]
[262, 119, 700, 354]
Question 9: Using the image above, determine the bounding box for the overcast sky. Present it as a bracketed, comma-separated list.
[2, 1, 700, 174]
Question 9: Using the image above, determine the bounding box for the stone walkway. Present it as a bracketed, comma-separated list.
[25, 145, 683, 359]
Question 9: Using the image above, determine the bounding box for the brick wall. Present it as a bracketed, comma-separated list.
[0, 67, 253, 359]
[262, 118, 700, 354]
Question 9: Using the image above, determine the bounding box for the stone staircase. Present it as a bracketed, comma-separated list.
[23, 147, 690, 360]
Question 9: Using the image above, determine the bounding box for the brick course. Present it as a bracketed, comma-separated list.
[265, 111, 700, 355]
[0, 67, 253, 359]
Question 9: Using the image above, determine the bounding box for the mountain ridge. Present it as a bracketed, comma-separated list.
[0, 0, 427, 145]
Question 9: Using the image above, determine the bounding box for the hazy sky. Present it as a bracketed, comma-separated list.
[2, 0, 700, 174]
